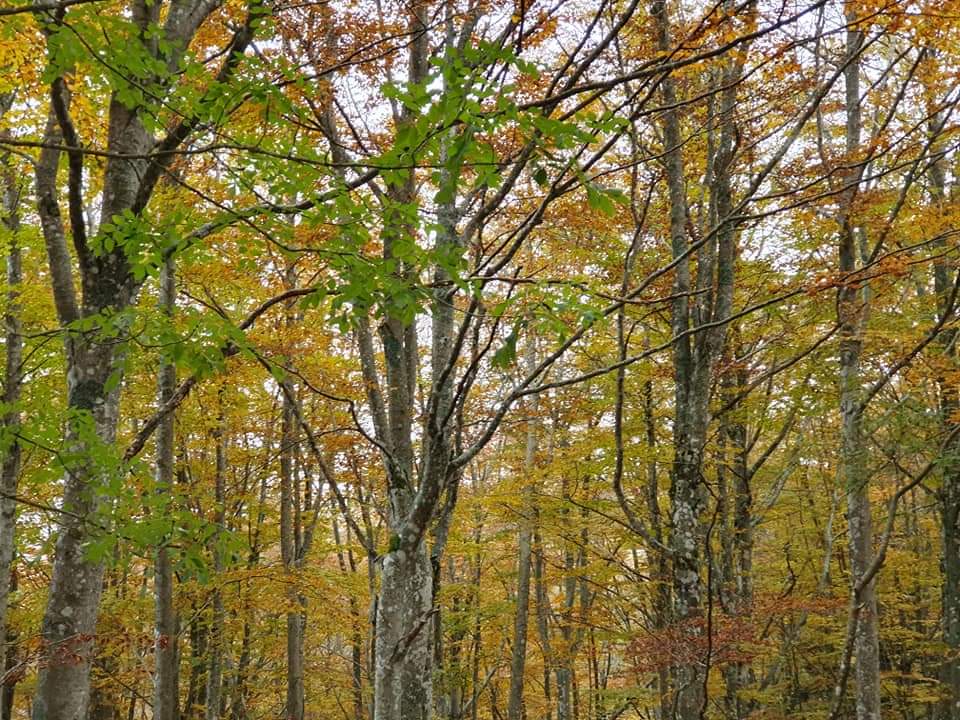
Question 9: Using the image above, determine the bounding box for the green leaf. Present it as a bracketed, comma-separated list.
[492, 330, 518, 370]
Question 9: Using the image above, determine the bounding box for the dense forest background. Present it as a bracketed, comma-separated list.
[0, 0, 959, 718]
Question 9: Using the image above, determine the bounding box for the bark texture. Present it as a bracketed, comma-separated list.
[153, 258, 180, 720]
[0, 100, 23, 720]
[205, 404, 226, 720]
[507, 343, 540, 720]
[836, 18, 882, 720]
[652, 0, 745, 712]
[280, 385, 305, 720]
[928, 103, 960, 720]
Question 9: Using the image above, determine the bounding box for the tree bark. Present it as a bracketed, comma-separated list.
[652, 2, 746, 711]
[280, 384, 304, 720]
[507, 342, 540, 720]
[836, 16, 881, 720]
[154, 257, 180, 720]
[534, 527, 554, 720]
[333, 520, 365, 720]
[364, 6, 463, 716]
[926, 101, 960, 720]
[32, 95, 119, 718]
[205, 403, 226, 720]
[183, 599, 208, 720]
[719, 356, 754, 720]
[0, 104, 22, 720]
[652, 0, 703, 703]
[374, 538, 434, 720]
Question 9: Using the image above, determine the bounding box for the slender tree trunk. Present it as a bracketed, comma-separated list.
[534, 528, 553, 720]
[837, 16, 881, 720]
[334, 520, 365, 720]
[205, 404, 226, 720]
[939, 470, 960, 720]
[645, 368, 671, 720]
[507, 496, 534, 720]
[184, 604, 208, 720]
[927, 104, 960, 720]
[508, 342, 540, 720]
[280, 385, 304, 720]
[555, 476, 577, 720]
[653, 1, 745, 711]
[0, 110, 22, 720]
[444, 557, 466, 720]
[720, 357, 753, 720]
[231, 468, 268, 720]
[1, 608, 15, 720]
[230, 618, 250, 720]
[468, 492, 485, 720]
[154, 257, 180, 720]
[649, 0, 706, 712]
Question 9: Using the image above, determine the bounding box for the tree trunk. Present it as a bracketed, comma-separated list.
[231, 466, 267, 720]
[720, 357, 754, 720]
[280, 386, 304, 720]
[942, 472, 960, 720]
[653, 1, 745, 710]
[534, 528, 554, 720]
[837, 17, 881, 720]
[508, 343, 540, 720]
[31, 109, 122, 718]
[0, 621, 14, 720]
[653, 0, 702, 699]
[365, 6, 461, 713]
[31, 339, 119, 720]
[154, 257, 180, 720]
[919, 81, 960, 719]
[333, 520, 365, 720]
[927, 102, 960, 720]
[374, 540, 434, 720]
[205, 405, 226, 720]
[554, 475, 580, 720]
[0, 108, 22, 720]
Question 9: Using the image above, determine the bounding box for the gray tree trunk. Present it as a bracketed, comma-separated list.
[205, 405, 226, 720]
[280, 386, 304, 720]
[507, 343, 540, 720]
[0, 106, 23, 720]
[940, 463, 960, 720]
[333, 520, 365, 720]
[837, 18, 881, 720]
[651, 1, 723, 711]
[649, 0, 703, 709]
[374, 540, 434, 720]
[184, 607, 208, 720]
[926, 106, 960, 720]
[32, 98, 122, 718]
[154, 258, 180, 720]
[719, 357, 754, 720]
[363, 7, 459, 717]
[534, 529, 554, 720]
[652, 1, 745, 710]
